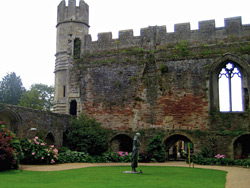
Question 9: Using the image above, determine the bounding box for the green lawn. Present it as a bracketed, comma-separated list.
[0, 166, 226, 188]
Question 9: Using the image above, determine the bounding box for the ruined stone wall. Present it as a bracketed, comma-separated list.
[0, 104, 71, 147]
[83, 17, 250, 53]
[72, 41, 250, 130]
[65, 16, 250, 158]
[76, 54, 210, 131]
[53, 0, 250, 158]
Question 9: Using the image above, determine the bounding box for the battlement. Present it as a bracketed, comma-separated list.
[83, 17, 250, 53]
[57, 0, 89, 27]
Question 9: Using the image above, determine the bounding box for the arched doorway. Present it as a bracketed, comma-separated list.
[45, 132, 55, 146]
[164, 134, 193, 161]
[110, 134, 133, 152]
[234, 134, 250, 159]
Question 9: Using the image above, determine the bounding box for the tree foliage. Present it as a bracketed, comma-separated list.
[18, 88, 44, 110]
[0, 72, 26, 105]
[18, 84, 54, 111]
[65, 114, 111, 156]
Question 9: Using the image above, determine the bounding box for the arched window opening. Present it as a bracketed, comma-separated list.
[45, 133, 55, 146]
[234, 134, 250, 159]
[73, 38, 81, 59]
[219, 62, 243, 112]
[110, 134, 133, 152]
[164, 134, 193, 161]
[70, 100, 77, 116]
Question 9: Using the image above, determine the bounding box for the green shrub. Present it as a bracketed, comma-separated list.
[20, 137, 58, 165]
[139, 151, 151, 163]
[189, 154, 250, 167]
[65, 114, 111, 156]
[104, 151, 131, 163]
[146, 134, 166, 162]
[58, 146, 70, 153]
[58, 150, 94, 163]
[0, 125, 22, 170]
[58, 151, 131, 163]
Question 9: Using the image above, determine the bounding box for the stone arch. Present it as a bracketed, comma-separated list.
[110, 134, 133, 152]
[209, 53, 250, 111]
[163, 133, 193, 161]
[232, 134, 250, 159]
[45, 132, 55, 146]
[0, 107, 22, 134]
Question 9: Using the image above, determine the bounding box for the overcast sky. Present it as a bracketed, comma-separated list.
[1, 0, 250, 89]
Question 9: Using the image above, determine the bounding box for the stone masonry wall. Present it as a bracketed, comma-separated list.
[66, 16, 250, 158]
[83, 17, 250, 53]
[0, 104, 71, 147]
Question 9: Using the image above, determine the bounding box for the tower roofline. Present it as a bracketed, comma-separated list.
[57, 0, 89, 26]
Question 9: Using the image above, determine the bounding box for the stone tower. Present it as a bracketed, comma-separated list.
[54, 0, 89, 114]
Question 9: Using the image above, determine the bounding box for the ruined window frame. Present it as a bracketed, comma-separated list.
[218, 62, 243, 112]
[209, 54, 250, 113]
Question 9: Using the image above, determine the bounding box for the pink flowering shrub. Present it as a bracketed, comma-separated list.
[215, 154, 225, 159]
[105, 151, 131, 162]
[20, 137, 58, 165]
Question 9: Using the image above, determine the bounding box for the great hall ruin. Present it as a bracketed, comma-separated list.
[1, 0, 250, 160]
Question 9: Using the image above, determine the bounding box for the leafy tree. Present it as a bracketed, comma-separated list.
[18, 88, 44, 110]
[18, 84, 54, 111]
[65, 114, 111, 156]
[0, 72, 26, 105]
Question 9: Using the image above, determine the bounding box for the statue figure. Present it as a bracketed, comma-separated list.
[131, 132, 141, 172]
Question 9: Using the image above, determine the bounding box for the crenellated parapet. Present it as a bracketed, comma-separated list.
[83, 17, 250, 53]
[57, 0, 89, 27]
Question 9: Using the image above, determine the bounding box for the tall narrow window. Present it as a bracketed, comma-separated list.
[70, 100, 77, 116]
[219, 62, 243, 112]
[63, 85, 66, 97]
[73, 38, 81, 59]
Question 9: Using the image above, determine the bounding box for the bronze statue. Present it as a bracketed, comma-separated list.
[131, 132, 141, 172]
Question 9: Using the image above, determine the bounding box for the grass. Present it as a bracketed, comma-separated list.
[0, 166, 226, 188]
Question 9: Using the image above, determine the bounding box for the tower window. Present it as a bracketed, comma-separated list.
[70, 100, 77, 116]
[219, 62, 243, 112]
[73, 38, 81, 59]
[63, 85, 66, 97]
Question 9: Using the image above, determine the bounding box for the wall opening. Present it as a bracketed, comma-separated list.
[0, 108, 21, 134]
[70, 100, 77, 116]
[45, 132, 55, 146]
[164, 134, 193, 161]
[73, 38, 81, 59]
[210, 54, 250, 112]
[234, 134, 250, 159]
[110, 134, 133, 152]
[63, 85, 66, 97]
[219, 62, 243, 112]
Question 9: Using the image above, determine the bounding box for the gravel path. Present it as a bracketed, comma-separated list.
[22, 162, 250, 188]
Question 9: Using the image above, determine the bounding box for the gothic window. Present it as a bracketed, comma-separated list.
[73, 38, 81, 59]
[218, 62, 243, 112]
